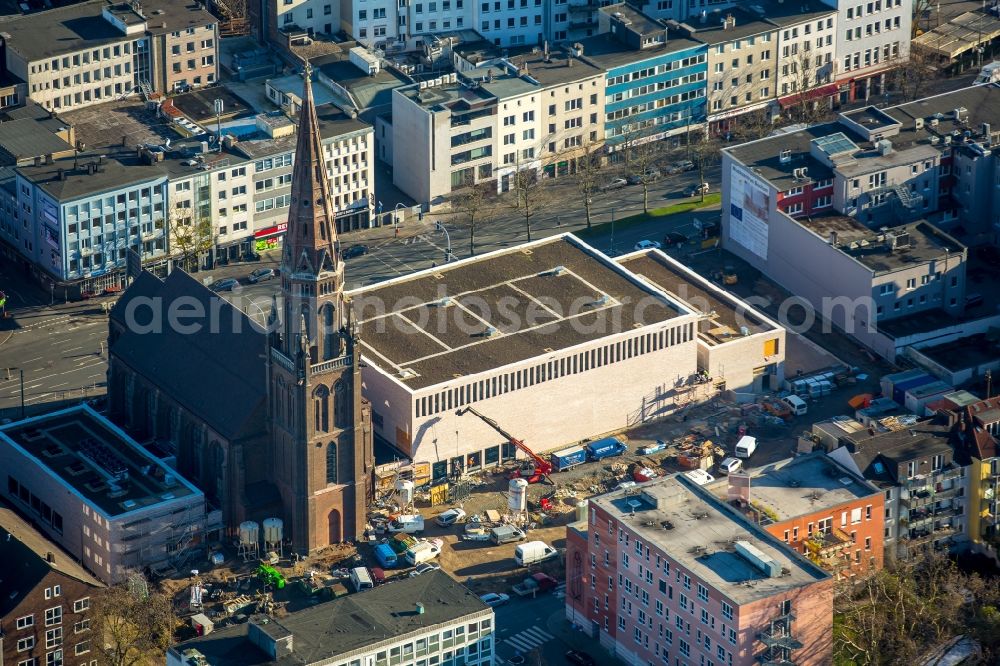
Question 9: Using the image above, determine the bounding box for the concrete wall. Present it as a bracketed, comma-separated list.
[363, 317, 700, 466]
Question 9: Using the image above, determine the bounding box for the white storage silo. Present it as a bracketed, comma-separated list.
[263, 518, 283, 545]
[239, 521, 259, 545]
[576, 500, 588, 522]
[396, 479, 415, 507]
[508, 478, 529, 512]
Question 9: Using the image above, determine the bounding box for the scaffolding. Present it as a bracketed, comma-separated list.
[209, 0, 250, 37]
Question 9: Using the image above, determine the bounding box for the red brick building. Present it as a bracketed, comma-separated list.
[566, 474, 834, 666]
[0, 504, 104, 666]
[711, 453, 885, 577]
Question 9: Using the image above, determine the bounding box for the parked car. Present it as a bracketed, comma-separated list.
[565, 650, 598, 666]
[408, 562, 441, 578]
[685, 182, 710, 197]
[435, 508, 467, 527]
[718, 457, 743, 475]
[247, 268, 276, 283]
[478, 592, 510, 607]
[666, 160, 695, 174]
[599, 177, 628, 192]
[342, 244, 369, 259]
[663, 231, 689, 247]
[512, 572, 559, 596]
[633, 239, 662, 251]
[637, 440, 667, 455]
[209, 278, 239, 292]
[627, 169, 661, 185]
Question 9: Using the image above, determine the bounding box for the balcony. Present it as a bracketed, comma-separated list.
[759, 629, 803, 651]
[310, 355, 352, 374]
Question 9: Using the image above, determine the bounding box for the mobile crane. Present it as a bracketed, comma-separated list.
[456, 406, 553, 484]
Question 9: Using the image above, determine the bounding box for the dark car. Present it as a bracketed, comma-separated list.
[663, 231, 688, 247]
[565, 650, 597, 666]
[342, 244, 369, 259]
[209, 278, 239, 292]
[666, 160, 695, 174]
[627, 169, 661, 185]
[247, 268, 276, 283]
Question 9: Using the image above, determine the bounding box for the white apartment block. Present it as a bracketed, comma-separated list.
[1, 0, 218, 113]
[774, 12, 838, 102]
[392, 50, 603, 202]
[272, 0, 343, 39]
[0, 404, 220, 584]
[829, 0, 911, 102]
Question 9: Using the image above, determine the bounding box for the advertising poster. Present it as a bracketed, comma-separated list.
[729, 164, 771, 260]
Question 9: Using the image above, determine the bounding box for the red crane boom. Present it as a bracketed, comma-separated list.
[456, 407, 553, 483]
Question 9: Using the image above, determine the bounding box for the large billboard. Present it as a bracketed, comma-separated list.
[729, 163, 771, 260]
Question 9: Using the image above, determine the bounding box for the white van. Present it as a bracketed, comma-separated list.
[349, 566, 374, 592]
[682, 469, 715, 486]
[514, 541, 559, 567]
[781, 394, 808, 416]
[405, 539, 443, 566]
[734, 435, 757, 459]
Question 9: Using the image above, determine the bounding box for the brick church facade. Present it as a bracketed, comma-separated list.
[106, 65, 373, 552]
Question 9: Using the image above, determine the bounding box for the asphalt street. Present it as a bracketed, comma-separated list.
[492, 588, 625, 666]
[0, 166, 721, 413]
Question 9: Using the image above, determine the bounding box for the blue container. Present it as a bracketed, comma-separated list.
[550, 446, 587, 471]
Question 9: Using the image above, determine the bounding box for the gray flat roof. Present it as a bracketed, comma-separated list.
[576, 32, 703, 71]
[169, 571, 490, 666]
[799, 217, 965, 273]
[602, 3, 664, 35]
[313, 54, 413, 110]
[0, 0, 214, 62]
[727, 84, 1000, 191]
[617, 249, 774, 345]
[0, 118, 73, 160]
[914, 333, 1000, 371]
[706, 453, 879, 523]
[348, 234, 691, 391]
[508, 52, 604, 87]
[679, 7, 777, 45]
[17, 153, 164, 200]
[590, 475, 829, 605]
[0, 404, 199, 518]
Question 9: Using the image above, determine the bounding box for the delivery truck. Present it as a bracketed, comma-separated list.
[405, 538, 444, 566]
[585, 437, 627, 461]
[387, 514, 425, 534]
[514, 541, 559, 566]
[550, 446, 587, 471]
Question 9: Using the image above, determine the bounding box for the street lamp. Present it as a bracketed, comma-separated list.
[435, 222, 453, 263]
[393, 203, 405, 237]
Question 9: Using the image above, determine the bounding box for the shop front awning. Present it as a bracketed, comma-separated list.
[778, 84, 839, 108]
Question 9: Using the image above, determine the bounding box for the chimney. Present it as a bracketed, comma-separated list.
[57, 169, 65, 181]
[724, 13, 736, 29]
[46, 551, 54, 563]
[45, 153, 53, 165]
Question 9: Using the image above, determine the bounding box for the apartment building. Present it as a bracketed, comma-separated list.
[828, 420, 968, 557]
[0, 0, 218, 112]
[582, 5, 707, 146]
[0, 505, 104, 666]
[951, 397, 1000, 550]
[830, 0, 910, 102]
[708, 453, 885, 576]
[0, 404, 220, 584]
[270, 0, 342, 45]
[771, 7, 838, 108]
[617, 248, 786, 393]
[347, 234, 701, 477]
[168, 572, 495, 666]
[565, 475, 833, 665]
[14, 154, 170, 294]
[719, 87, 1000, 361]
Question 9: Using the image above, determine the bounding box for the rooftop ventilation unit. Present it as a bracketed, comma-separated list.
[779, 149, 792, 164]
[734, 540, 782, 578]
[433, 297, 452, 307]
[929, 118, 939, 127]
[914, 117, 924, 130]
[929, 135, 940, 145]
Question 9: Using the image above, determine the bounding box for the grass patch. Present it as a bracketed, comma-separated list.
[577, 192, 722, 238]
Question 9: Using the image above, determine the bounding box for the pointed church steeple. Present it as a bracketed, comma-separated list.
[282, 60, 341, 277]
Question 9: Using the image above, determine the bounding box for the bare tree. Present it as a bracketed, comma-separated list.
[627, 135, 665, 213]
[688, 132, 721, 204]
[731, 108, 777, 142]
[93, 574, 176, 666]
[450, 182, 495, 256]
[166, 207, 215, 272]
[912, 0, 935, 37]
[511, 166, 548, 242]
[576, 141, 604, 229]
[890, 50, 942, 102]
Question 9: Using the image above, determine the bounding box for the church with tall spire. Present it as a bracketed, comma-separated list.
[105, 62, 374, 555]
[265, 62, 374, 549]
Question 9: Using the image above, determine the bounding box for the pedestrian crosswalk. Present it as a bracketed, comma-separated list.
[503, 627, 555, 653]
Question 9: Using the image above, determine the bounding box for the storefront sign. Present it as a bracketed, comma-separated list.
[254, 222, 287, 239]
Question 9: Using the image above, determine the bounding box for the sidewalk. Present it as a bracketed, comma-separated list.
[545, 608, 626, 665]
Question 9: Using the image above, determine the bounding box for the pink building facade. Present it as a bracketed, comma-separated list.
[566, 476, 834, 666]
